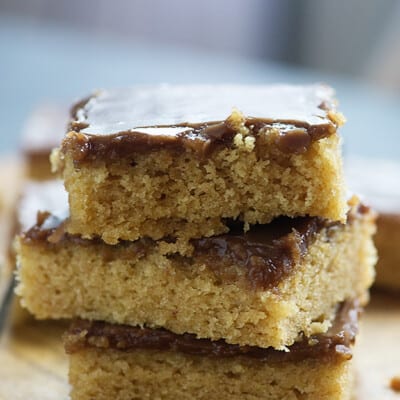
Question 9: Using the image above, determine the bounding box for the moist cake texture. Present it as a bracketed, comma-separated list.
[52, 84, 347, 244]
[64, 300, 358, 400]
[16, 195, 376, 349]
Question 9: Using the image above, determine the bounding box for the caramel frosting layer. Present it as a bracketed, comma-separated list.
[21, 214, 330, 289]
[191, 217, 325, 290]
[64, 300, 359, 362]
[62, 84, 340, 161]
[20, 203, 369, 290]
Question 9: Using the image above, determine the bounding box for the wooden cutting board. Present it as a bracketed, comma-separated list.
[0, 158, 399, 400]
[0, 293, 398, 400]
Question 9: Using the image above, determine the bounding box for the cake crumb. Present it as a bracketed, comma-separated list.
[226, 108, 246, 132]
[328, 110, 346, 127]
[390, 376, 400, 392]
[244, 136, 255, 151]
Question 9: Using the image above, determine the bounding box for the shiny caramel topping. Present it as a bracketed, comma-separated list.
[191, 217, 324, 290]
[64, 300, 360, 362]
[62, 84, 339, 162]
[22, 214, 328, 289]
[21, 205, 368, 290]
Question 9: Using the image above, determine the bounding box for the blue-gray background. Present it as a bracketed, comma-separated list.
[1, 0, 400, 160]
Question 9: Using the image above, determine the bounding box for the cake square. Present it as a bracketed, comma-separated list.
[63, 300, 359, 400]
[16, 190, 376, 349]
[52, 84, 348, 245]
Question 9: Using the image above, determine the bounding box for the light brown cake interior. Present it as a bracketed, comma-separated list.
[68, 347, 353, 400]
[53, 84, 347, 245]
[17, 204, 376, 349]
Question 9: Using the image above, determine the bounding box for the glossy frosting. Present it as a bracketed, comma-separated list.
[22, 212, 329, 289]
[21, 199, 367, 290]
[63, 84, 339, 161]
[72, 84, 335, 134]
[64, 300, 359, 362]
[17, 180, 68, 232]
[191, 217, 324, 290]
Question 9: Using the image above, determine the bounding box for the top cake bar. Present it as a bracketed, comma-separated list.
[52, 84, 347, 245]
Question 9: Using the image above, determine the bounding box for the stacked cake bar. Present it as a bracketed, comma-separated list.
[16, 84, 377, 399]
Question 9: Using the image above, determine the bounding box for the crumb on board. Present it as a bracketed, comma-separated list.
[390, 376, 400, 392]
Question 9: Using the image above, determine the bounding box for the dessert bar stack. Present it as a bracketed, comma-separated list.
[16, 85, 377, 399]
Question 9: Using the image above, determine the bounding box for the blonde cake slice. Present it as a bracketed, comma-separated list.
[64, 300, 359, 400]
[52, 84, 347, 245]
[16, 192, 376, 349]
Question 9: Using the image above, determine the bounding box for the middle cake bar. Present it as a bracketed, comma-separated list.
[16, 184, 376, 349]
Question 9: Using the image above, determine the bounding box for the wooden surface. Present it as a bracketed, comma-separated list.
[354, 292, 400, 399]
[0, 159, 399, 400]
[0, 320, 69, 400]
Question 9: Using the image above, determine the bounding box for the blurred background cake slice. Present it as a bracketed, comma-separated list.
[16, 196, 376, 349]
[346, 157, 400, 292]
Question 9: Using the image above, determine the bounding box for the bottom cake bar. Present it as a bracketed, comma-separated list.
[64, 301, 358, 400]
